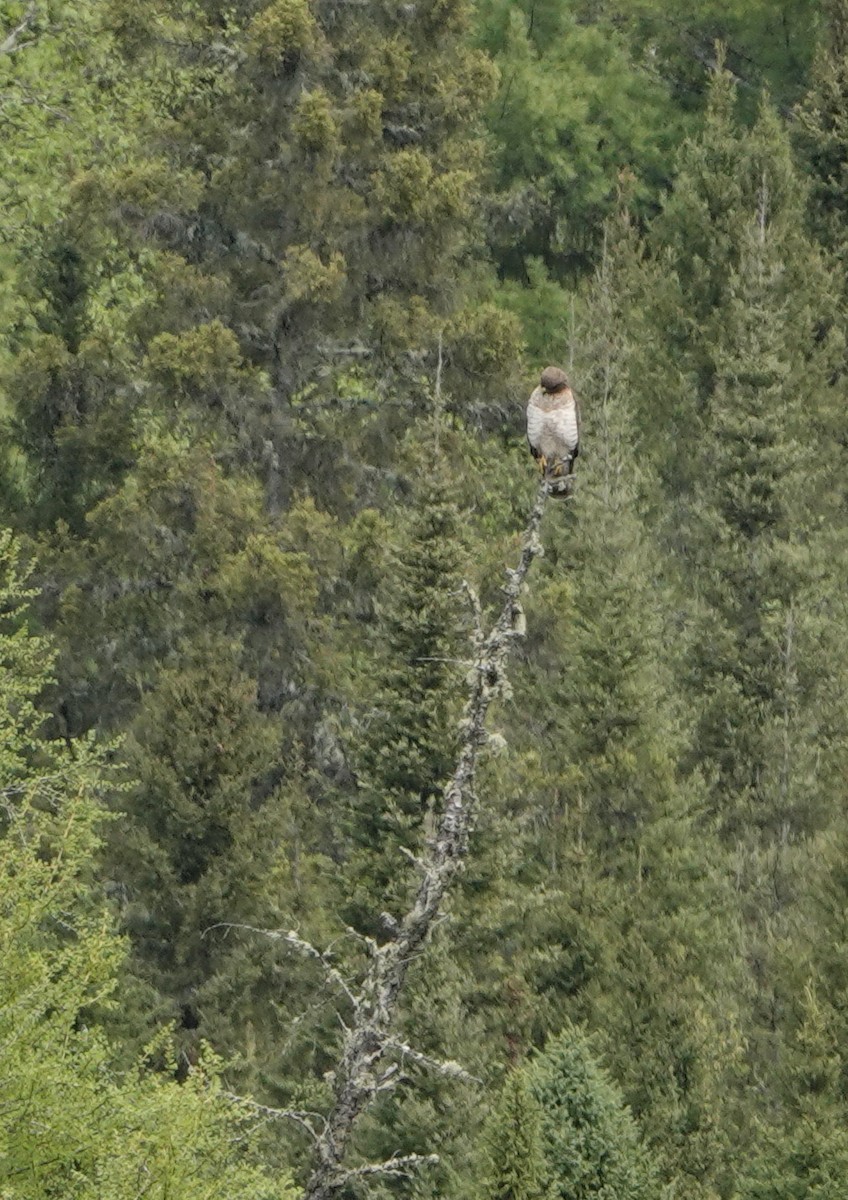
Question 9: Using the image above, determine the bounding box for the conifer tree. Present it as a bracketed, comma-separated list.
[104, 0, 513, 423]
[797, 0, 848, 264]
[26, 417, 351, 1095]
[342, 427, 468, 928]
[454, 218, 745, 1197]
[742, 981, 848, 1200]
[479, 1070, 550, 1200]
[648, 72, 848, 1144]
[528, 1024, 657, 1200]
[677, 107, 845, 840]
[110, 637, 287, 1038]
[0, 527, 295, 1198]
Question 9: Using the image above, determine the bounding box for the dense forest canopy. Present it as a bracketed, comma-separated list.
[4, 0, 848, 1196]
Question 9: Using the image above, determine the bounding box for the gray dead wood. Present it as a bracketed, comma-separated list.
[299, 478, 551, 1200]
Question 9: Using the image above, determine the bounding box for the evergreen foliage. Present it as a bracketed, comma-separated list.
[0, 530, 294, 1199]
[479, 1069, 550, 1200]
[343, 431, 468, 926]
[6, 2, 848, 1196]
[528, 1024, 657, 1200]
[797, 0, 848, 264]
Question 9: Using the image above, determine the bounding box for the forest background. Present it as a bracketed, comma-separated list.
[4, 0, 848, 1196]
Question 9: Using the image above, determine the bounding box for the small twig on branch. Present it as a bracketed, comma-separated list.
[275, 929, 362, 1008]
[398, 844, 430, 874]
[373, 1063, 404, 1093]
[412, 655, 473, 666]
[343, 926, 380, 957]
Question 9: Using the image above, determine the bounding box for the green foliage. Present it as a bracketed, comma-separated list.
[0, 529, 54, 776]
[110, 633, 323, 1074]
[479, 1070, 550, 1200]
[6, 2, 848, 1198]
[618, 0, 818, 111]
[342, 429, 468, 925]
[796, 0, 848, 264]
[529, 1024, 658, 1200]
[742, 983, 848, 1199]
[477, 219, 747, 1196]
[1, 785, 297, 1199]
[0, 528, 295, 1199]
[658, 75, 847, 841]
[247, 0, 322, 68]
[479, 0, 683, 279]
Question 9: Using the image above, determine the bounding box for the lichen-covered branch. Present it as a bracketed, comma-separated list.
[385, 1038, 482, 1084]
[222, 1093, 327, 1143]
[341, 1153, 441, 1181]
[207, 922, 361, 1009]
[301, 478, 551, 1200]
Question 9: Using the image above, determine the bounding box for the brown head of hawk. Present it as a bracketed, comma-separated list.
[526, 366, 580, 497]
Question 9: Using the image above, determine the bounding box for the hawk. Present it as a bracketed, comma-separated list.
[526, 366, 580, 496]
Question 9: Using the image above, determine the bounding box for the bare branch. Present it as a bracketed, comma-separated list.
[373, 1063, 404, 1093]
[222, 1092, 327, 1143]
[398, 844, 431, 873]
[316, 341, 374, 359]
[433, 330, 445, 447]
[462, 580, 484, 650]
[343, 926, 380, 957]
[378, 911, 399, 935]
[205, 922, 360, 1009]
[385, 1039, 481, 1084]
[273, 929, 362, 1009]
[412, 655, 473, 666]
[340, 1153, 440, 1181]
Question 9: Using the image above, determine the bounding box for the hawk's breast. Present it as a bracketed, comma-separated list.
[527, 387, 579, 457]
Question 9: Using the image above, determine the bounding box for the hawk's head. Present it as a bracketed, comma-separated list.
[540, 365, 570, 394]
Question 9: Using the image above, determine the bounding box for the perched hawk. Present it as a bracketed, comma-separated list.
[526, 366, 580, 496]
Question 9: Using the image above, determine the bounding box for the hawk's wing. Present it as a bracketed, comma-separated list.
[526, 390, 545, 459]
